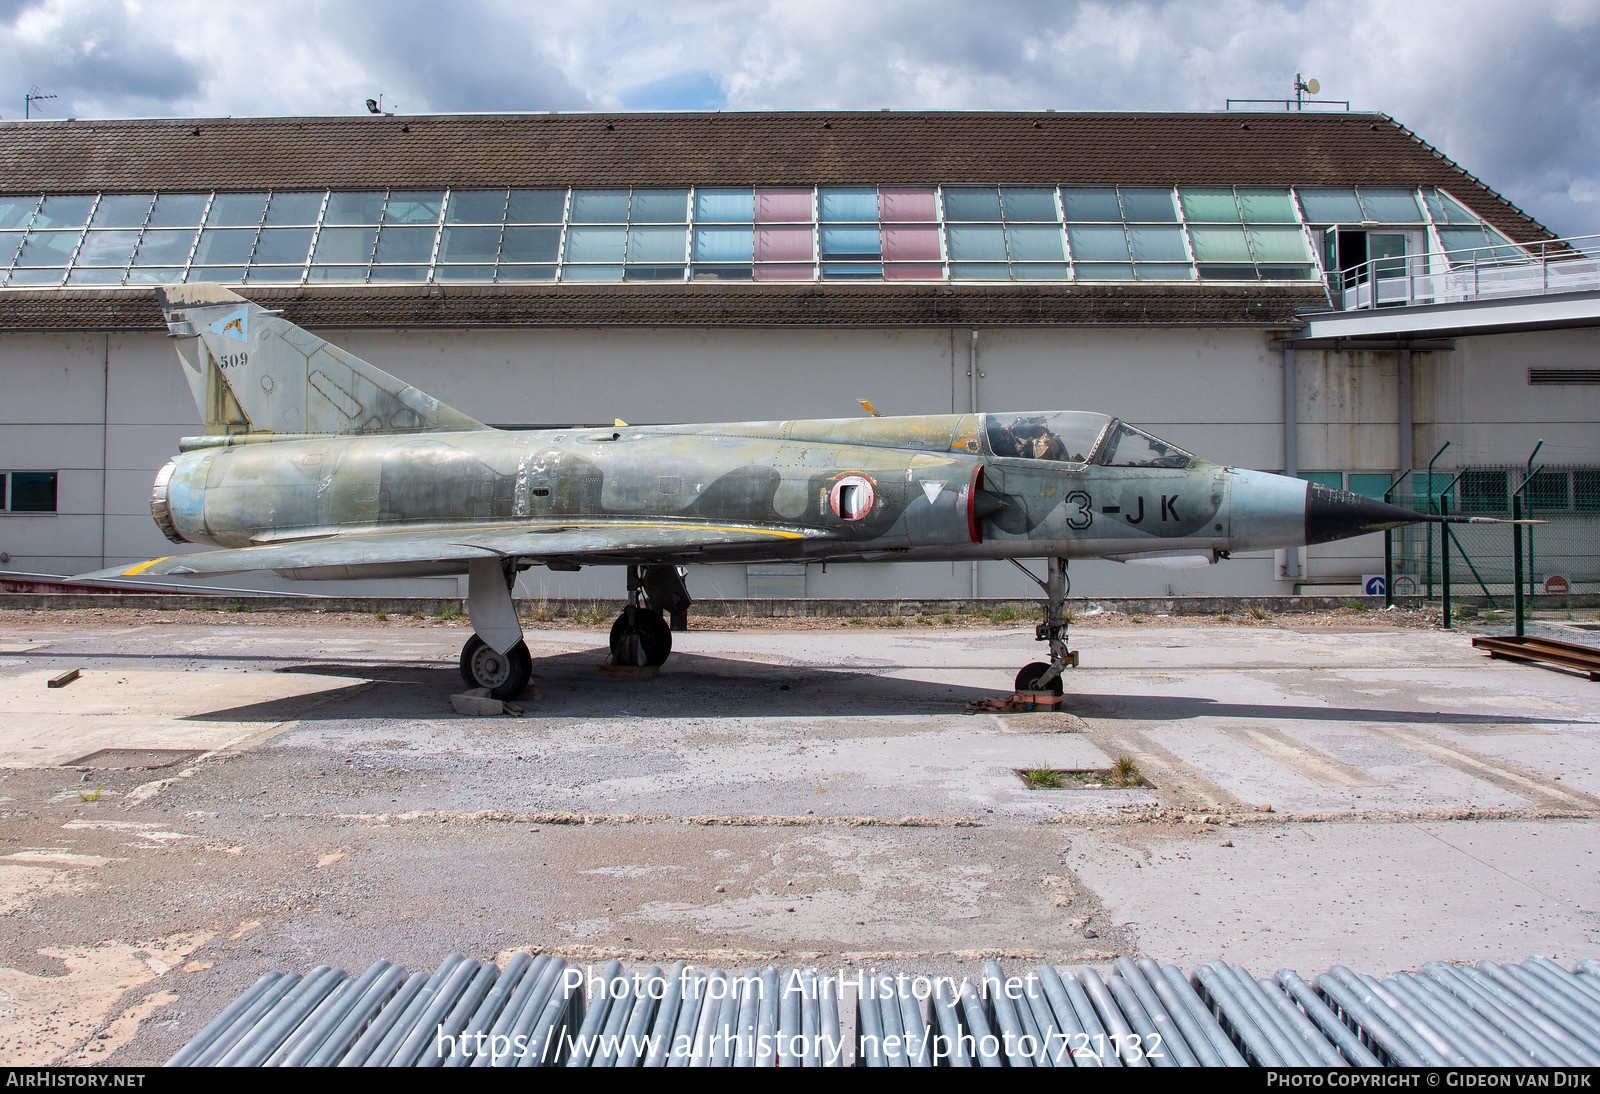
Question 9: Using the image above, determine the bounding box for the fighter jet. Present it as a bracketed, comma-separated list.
[85, 283, 1492, 700]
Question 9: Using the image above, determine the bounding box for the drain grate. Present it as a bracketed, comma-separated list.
[66, 748, 204, 770]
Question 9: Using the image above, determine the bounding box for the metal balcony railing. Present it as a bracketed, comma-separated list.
[1330, 232, 1600, 311]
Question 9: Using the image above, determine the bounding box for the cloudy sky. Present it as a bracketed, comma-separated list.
[3, 0, 1597, 237]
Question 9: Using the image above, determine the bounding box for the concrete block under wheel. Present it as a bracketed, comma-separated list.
[450, 689, 505, 716]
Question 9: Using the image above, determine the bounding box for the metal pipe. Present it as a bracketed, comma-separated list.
[1022, 968, 1071, 1067]
[644, 962, 689, 1068]
[877, 974, 907, 1066]
[982, 961, 1033, 1067]
[517, 960, 582, 1068]
[800, 969, 821, 1068]
[1484, 963, 1600, 1055]
[751, 965, 779, 1068]
[220, 965, 344, 1067]
[1255, 976, 1347, 1066]
[1313, 971, 1425, 1066]
[364, 956, 464, 1068]
[304, 961, 406, 1067]
[1076, 966, 1149, 1067]
[1351, 969, 1461, 1065]
[707, 971, 741, 1067]
[619, 968, 664, 1068]
[1276, 969, 1381, 1066]
[898, 978, 932, 1067]
[1520, 958, 1600, 1024]
[1399, 972, 1526, 1067]
[1425, 440, 1451, 599]
[666, 971, 707, 1067]
[1381, 973, 1505, 1066]
[855, 970, 885, 1067]
[389, 957, 480, 1067]
[340, 970, 428, 1067]
[929, 978, 972, 1067]
[1283, 341, 1301, 581]
[470, 954, 548, 1068]
[1105, 973, 1174, 1067]
[564, 958, 621, 1067]
[271, 977, 357, 1066]
[442, 952, 531, 1068]
[957, 981, 1003, 1067]
[1424, 963, 1578, 1067]
[776, 967, 801, 1067]
[1007, 973, 1051, 1066]
[1156, 964, 1245, 1066]
[1195, 962, 1294, 1065]
[1118, 959, 1207, 1066]
[166, 972, 282, 1067]
[422, 960, 497, 1068]
[494, 956, 568, 1068]
[1457, 965, 1599, 1065]
[733, 969, 760, 1067]
[1055, 967, 1119, 1066]
[819, 974, 844, 1067]
[1500, 963, 1600, 1045]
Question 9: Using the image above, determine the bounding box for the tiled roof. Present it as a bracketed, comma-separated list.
[0, 282, 1328, 331]
[0, 110, 1551, 243]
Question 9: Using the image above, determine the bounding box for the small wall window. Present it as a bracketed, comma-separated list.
[3, 471, 58, 513]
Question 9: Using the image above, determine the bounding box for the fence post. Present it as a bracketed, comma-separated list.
[1512, 494, 1524, 638]
[1440, 493, 1452, 630]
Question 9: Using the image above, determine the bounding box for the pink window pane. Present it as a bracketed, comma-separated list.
[882, 225, 941, 261]
[755, 189, 812, 223]
[756, 226, 814, 261]
[754, 264, 814, 281]
[884, 263, 944, 280]
[879, 188, 937, 222]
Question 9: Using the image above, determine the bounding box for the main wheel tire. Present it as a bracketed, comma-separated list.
[460, 635, 533, 700]
[1015, 661, 1064, 697]
[609, 608, 673, 667]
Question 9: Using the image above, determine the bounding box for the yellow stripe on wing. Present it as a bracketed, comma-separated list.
[121, 556, 174, 576]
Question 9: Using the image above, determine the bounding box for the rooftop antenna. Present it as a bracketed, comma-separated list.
[25, 85, 57, 119]
[365, 93, 396, 116]
[1293, 73, 1320, 110]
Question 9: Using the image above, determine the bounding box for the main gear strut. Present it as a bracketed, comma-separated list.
[1008, 556, 1078, 696]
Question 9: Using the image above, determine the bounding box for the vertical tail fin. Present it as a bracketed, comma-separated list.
[155, 284, 486, 436]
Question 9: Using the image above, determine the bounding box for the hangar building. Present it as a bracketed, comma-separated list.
[1, 110, 1595, 601]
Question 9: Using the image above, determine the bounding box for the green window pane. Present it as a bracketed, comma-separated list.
[1000, 188, 1058, 221]
[499, 226, 561, 262]
[253, 227, 314, 265]
[35, 195, 95, 229]
[16, 231, 80, 266]
[373, 226, 435, 263]
[194, 228, 257, 265]
[323, 192, 383, 225]
[1128, 225, 1186, 262]
[565, 226, 627, 262]
[1574, 470, 1600, 511]
[624, 265, 685, 281]
[1358, 189, 1422, 223]
[1247, 226, 1310, 262]
[1179, 188, 1240, 222]
[1118, 188, 1177, 222]
[0, 196, 39, 230]
[207, 193, 268, 227]
[1068, 224, 1129, 262]
[1005, 225, 1064, 262]
[75, 230, 140, 266]
[266, 192, 327, 226]
[446, 190, 508, 224]
[948, 262, 1009, 280]
[562, 263, 623, 281]
[946, 225, 1006, 261]
[1010, 262, 1071, 280]
[942, 187, 1001, 221]
[382, 191, 442, 224]
[306, 266, 367, 282]
[495, 265, 557, 282]
[1060, 187, 1120, 221]
[627, 226, 687, 263]
[1238, 189, 1296, 223]
[1196, 263, 1258, 280]
[1134, 263, 1193, 280]
[132, 229, 198, 266]
[311, 227, 374, 264]
[1188, 225, 1252, 262]
[506, 190, 566, 223]
[1296, 188, 1362, 223]
[435, 265, 496, 281]
[438, 226, 501, 263]
[1459, 469, 1508, 512]
[1348, 473, 1394, 500]
[187, 266, 245, 283]
[629, 190, 689, 223]
[10, 471, 56, 512]
[1433, 191, 1479, 225]
[1076, 262, 1135, 279]
[90, 194, 154, 228]
[148, 194, 209, 227]
[1298, 472, 1344, 490]
[570, 190, 630, 223]
[1524, 470, 1569, 509]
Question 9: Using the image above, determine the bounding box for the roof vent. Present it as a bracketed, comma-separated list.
[822, 121, 832, 129]
[605, 122, 615, 131]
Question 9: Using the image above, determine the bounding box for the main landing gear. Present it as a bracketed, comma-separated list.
[459, 556, 532, 699]
[608, 564, 690, 667]
[1008, 557, 1078, 697]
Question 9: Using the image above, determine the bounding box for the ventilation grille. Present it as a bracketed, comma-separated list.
[1529, 368, 1600, 384]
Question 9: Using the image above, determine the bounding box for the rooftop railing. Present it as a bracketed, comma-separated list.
[1331, 233, 1600, 312]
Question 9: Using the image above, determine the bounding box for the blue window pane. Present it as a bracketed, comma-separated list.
[435, 264, 496, 281]
[820, 226, 881, 259]
[66, 267, 127, 285]
[438, 226, 501, 263]
[132, 229, 198, 266]
[125, 266, 184, 284]
[1000, 188, 1058, 221]
[624, 265, 685, 281]
[1118, 188, 1177, 222]
[1060, 188, 1120, 221]
[495, 265, 558, 282]
[821, 262, 882, 279]
[1076, 262, 1135, 280]
[75, 230, 140, 265]
[499, 226, 561, 262]
[251, 226, 313, 265]
[246, 265, 304, 283]
[383, 191, 443, 224]
[1358, 188, 1423, 223]
[946, 225, 1006, 261]
[627, 226, 687, 263]
[446, 190, 508, 224]
[0, 231, 22, 265]
[266, 192, 326, 226]
[5, 268, 67, 285]
[949, 262, 1010, 280]
[0, 197, 39, 230]
[1010, 262, 1071, 280]
[570, 190, 630, 223]
[35, 195, 95, 229]
[506, 190, 566, 223]
[323, 192, 382, 225]
[90, 194, 153, 228]
[562, 264, 623, 281]
[306, 265, 367, 282]
[1296, 188, 1362, 223]
[373, 226, 436, 263]
[1005, 225, 1065, 261]
[1247, 226, 1310, 263]
[1237, 189, 1296, 223]
[1068, 225, 1130, 262]
[187, 266, 245, 283]
[1188, 225, 1252, 262]
[193, 229, 257, 265]
[368, 265, 428, 281]
[693, 226, 754, 262]
[1128, 225, 1187, 262]
[630, 190, 689, 223]
[565, 226, 627, 262]
[943, 187, 1001, 221]
[818, 188, 878, 222]
[694, 188, 754, 222]
[1134, 263, 1194, 280]
[1179, 188, 1240, 222]
[311, 227, 375, 264]
[148, 193, 209, 227]
[207, 193, 268, 227]
[16, 231, 80, 266]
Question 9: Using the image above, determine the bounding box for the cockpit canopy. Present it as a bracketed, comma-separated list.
[982, 412, 1195, 469]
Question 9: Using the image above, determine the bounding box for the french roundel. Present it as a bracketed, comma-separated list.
[829, 474, 876, 521]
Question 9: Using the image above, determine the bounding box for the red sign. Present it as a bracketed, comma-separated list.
[1543, 575, 1570, 595]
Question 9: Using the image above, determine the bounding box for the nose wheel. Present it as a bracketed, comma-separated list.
[609, 605, 672, 667]
[1008, 556, 1077, 695]
[459, 634, 533, 699]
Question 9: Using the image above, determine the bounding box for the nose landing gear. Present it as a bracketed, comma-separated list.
[1008, 557, 1077, 697]
[608, 564, 689, 667]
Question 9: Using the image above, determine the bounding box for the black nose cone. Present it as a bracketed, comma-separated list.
[1305, 483, 1426, 546]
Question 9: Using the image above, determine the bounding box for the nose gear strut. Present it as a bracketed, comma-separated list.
[1008, 557, 1078, 695]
